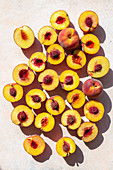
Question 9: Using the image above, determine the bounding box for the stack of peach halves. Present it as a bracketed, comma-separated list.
[3, 10, 110, 157]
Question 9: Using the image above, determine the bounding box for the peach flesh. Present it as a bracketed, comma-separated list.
[31, 58, 43, 67]
[21, 29, 27, 40]
[86, 40, 94, 48]
[56, 16, 66, 24]
[63, 141, 70, 152]
[43, 75, 53, 84]
[65, 76, 73, 85]
[31, 95, 41, 103]
[10, 87, 17, 97]
[31, 140, 38, 149]
[89, 106, 99, 114]
[94, 64, 102, 72]
[17, 111, 27, 123]
[72, 55, 82, 65]
[19, 69, 28, 80]
[51, 100, 59, 111]
[83, 127, 93, 137]
[44, 32, 52, 40]
[67, 115, 76, 125]
[41, 117, 48, 127]
[85, 17, 93, 27]
[50, 49, 60, 59]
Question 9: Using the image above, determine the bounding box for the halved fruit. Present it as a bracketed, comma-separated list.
[29, 52, 47, 72]
[56, 137, 76, 157]
[35, 112, 55, 132]
[11, 105, 34, 127]
[26, 89, 46, 109]
[45, 95, 65, 116]
[13, 63, 35, 86]
[3, 83, 23, 102]
[23, 135, 45, 156]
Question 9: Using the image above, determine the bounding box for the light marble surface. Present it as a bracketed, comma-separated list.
[0, 0, 113, 170]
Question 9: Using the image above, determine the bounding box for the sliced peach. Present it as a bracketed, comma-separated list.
[26, 89, 46, 109]
[29, 52, 47, 72]
[13, 25, 35, 49]
[78, 11, 99, 33]
[50, 10, 70, 30]
[3, 83, 23, 102]
[23, 135, 45, 156]
[61, 110, 81, 130]
[47, 44, 65, 65]
[38, 26, 57, 45]
[67, 89, 85, 109]
[11, 105, 34, 127]
[87, 56, 110, 78]
[84, 100, 104, 122]
[66, 50, 86, 69]
[38, 69, 59, 91]
[56, 137, 76, 157]
[77, 122, 98, 142]
[45, 95, 65, 116]
[60, 70, 79, 91]
[13, 63, 35, 86]
[81, 34, 100, 54]
[35, 112, 55, 132]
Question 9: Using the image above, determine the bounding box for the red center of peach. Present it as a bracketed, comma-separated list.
[19, 69, 28, 80]
[67, 115, 76, 125]
[41, 117, 48, 127]
[56, 16, 66, 24]
[10, 87, 16, 97]
[72, 55, 82, 65]
[94, 64, 102, 72]
[63, 141, 70, 152]
[85, 17, 93, 27]
[65, 76, 73, 85]
[44, 32, 52, 40]
[31, 58, 43, 67]
[86, 40, 94, 48]
[21, 29, 28, 40]
[50, 49, 60, 60]
[51, 100, 59, 111]
[31, 95, 41, 103]
[83, 127, 93, 137]
[72, 93, 79, 102]
[43, 75, 53, 84]
[18, 111, 27, 123]
[31, 140, 38, 149]
[89, 106, 99, 114]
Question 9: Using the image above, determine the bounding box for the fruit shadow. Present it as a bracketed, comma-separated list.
[92, 25, 106, 43]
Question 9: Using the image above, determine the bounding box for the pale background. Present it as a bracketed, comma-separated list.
[0, 0, 113, 170]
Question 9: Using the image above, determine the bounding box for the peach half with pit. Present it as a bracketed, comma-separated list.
[47, 44, 65, 65]
[29, 52, 47, 72]
[77, 122, 98, 142]
[78, 10, 99, 33]
[11, 105, 34, 127]
[56, 137, 76, 157]
[38, 69, 59, 91]
[13, 63, 35, 86]
[84, 100, 104, 122]
[66, 50, 86, 70]
[38, 26, 57, 46]
[23, 135, 45, 156]
[13, 25, 35, 49]
[87, 56, 110, 78]
[50, 10, 70, 30]
[60, 70, 79, 91]
[35, 112, 55, 132]
[3, 83, 23, 102]
[45, 95, 65, 116]
[26, 89, 46, 109]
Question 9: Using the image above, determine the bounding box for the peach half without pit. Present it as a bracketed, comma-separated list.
[38, 26, 57, 46]
[66, 50, 86, 70]
[50, 10, 70, 30]
[78, 10, 99, 33]
[13, 25, 35, 49]
[13, 63, 35, 86]
[87, 56, 110, 78]
[46, 95, 65, 116]
[23, 135, 45, 156]
[60, 70, 79, 91]
[35, 112, 55, 132]
[56, 137, 76, 157]
[11, 105, 34, 127]
[29, 52, 47, 72]
[38, 69, 59, 91]
[67, 89, 85, 109]
[3, 83, 23, 102]
[84, 100, 104, 122]
[81, 34, 100, 54]
[47, 44, 65, 65]
[26, 89, 46, 109]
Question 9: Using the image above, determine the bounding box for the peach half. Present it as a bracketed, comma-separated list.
[3, 83, 23, 102]
[60, 70, 79, 91]
[23, 135, 45, 156]
[13, 25, 35, 49]
[67, 89, 85, 109]
[45, 95, 65, 116]
[29, 52, 47, 72]
[84, 100, 104, 122]
[11, 105, 34, 127]
[87, 56, 110, 78]
[77, 122, 98, 142]
[38, 69, 59, 91]
[56, 137, 76, 157]
[61, 110, 81, 130]
[66, 50, 86, 70]
[50, 10, 70, 30]
[58, 28, 79, 50]
[38, 26, 57, 45]
[26, 89, 46, 109]
[35, 112, 55, 132]
[47, 44, 65, 65]
[78, 10, 99, 33]
[13, 63, 35, 86]
[81, 34, 100, 54]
